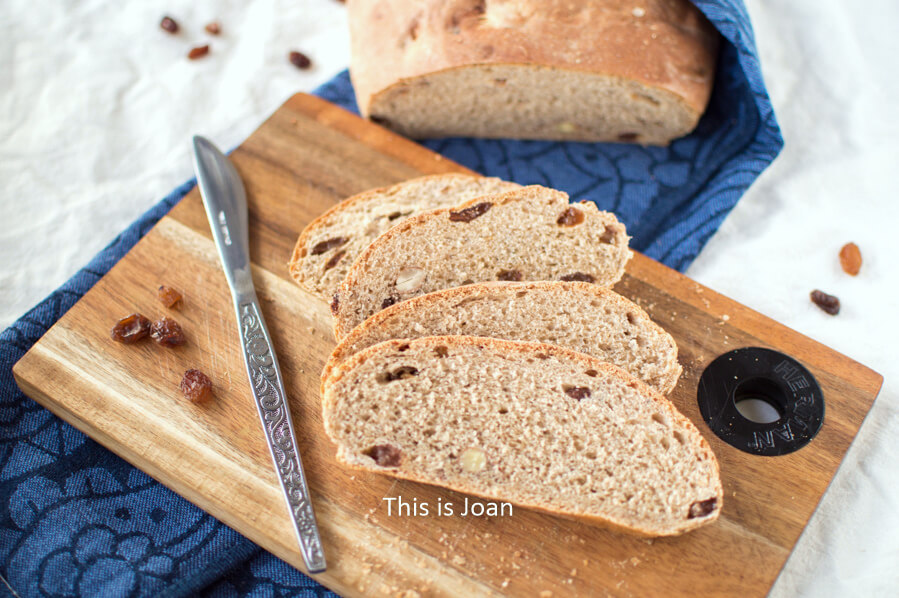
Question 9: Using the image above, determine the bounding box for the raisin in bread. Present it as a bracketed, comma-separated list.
[289, 174, 520, 300]
[348, 0, 719, 144]
[322, 336, 722, 536]
[331, 185, 632, 338]
[325, 281, 681, 393]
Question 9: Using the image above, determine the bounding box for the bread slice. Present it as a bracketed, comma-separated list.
[348, 0, 719, 144]
[325, 281, 682, 394]
[322, 336, 722, 536]
[332, 185, 632, 338]
[289, 174, 520, 300]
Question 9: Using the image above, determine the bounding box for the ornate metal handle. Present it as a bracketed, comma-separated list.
[237, 300, 326, 573]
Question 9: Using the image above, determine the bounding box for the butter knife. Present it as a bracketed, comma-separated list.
[192, 136, 326, 574]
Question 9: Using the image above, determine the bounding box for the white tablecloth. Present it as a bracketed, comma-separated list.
[2, 0, 896, 595]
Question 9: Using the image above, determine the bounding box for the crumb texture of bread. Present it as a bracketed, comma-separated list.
[290, 174, 519, 300]
[325, 281, 682, 393]
[348, 0, 719, 143]
[333, 185, 632, 337]
[322, 337, 722, 536]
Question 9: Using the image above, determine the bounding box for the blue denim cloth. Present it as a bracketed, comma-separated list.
[0, 2, 781, 595]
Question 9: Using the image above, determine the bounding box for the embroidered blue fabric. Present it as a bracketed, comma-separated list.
[0, 2, 781, 595]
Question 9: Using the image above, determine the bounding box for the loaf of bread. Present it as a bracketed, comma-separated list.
[289, 174, 519, 300]
[331, 185, 632, 338]
[322, 336, 722, 536]
[348, 0, 719, 144]
[325, 281, 681, 393]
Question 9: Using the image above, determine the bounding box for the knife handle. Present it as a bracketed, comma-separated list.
[236, 299, 327, 574]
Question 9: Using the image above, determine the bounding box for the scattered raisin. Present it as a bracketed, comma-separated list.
[150, 318, 186, 346]
[839, 242, 862, 276]
[688, 497, 717, 519]
[497, 269, 522, 281]
[397, 343, 410, 352]
[557, 207, 585, 226]
[434, 345, 449, 358]
[324, 251, 345, 271]
[364, 444, 402, 467]
[618, 132, 639, 142]
[564, 386, 592, 401]
[600, 225, 618, 244]
[311, 237, 347, 255]
[180, 369, 213, 403]
[157, 285, 183, 308]
[330, 292, 340, 315]
[289, 50, 312, 69]
[160, 16, 179, 34]
[560, 272, 595, 283]
[204, 22, 221, 35]
[387, 211, 404, 221]
[810, 290, 840, 315]
[111, 314, 151, 344]
[188, 45, 210, 60]
[584, 369, 598, 377]
[449, 202, 492, 222]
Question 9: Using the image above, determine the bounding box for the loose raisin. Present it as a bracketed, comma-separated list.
[839, 242, 862, 276]
[560, 272, 595, 283]
[111, 314, 151, 344]
[311, 237, 347, 255]
[289, 50, 312, 69]
[204, 22, 221, 35]
[324, 251, 345, 271]
[150, 318, 186, 346]
[810, 290, 840, 315]
[557, 207, 585, 226]
[564, 386, 591, 400]
[448, 202, 492, 222]
[157, 285, 183, 308]
[364, 444, 402, 467]
[618, 132, 639, 142]
[188, 45, 210, 60]
[381, 294, 399, 310]
[688, 497, 717, 519]
[497, 269, 522, 281]
[160, 16, 179, 34]
[180, 369, 213, 403]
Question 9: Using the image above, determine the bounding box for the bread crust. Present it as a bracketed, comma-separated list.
[333, 185, 633, 338]
[322, 335, 722, 536]
[322, 280, 682, 393]
[349, 0, 719, 135]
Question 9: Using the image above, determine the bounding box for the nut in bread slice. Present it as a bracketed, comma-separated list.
[322, 336, 722, 536]
[325, 281, 682, 393]
[332, 185, 632, 338]
[289, 174, 520, 301]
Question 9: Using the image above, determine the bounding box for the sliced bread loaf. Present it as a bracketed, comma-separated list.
[348, 0, 719, 143]
[324, 281, 681, 393]
[322, 336, 722, 536]
[289, 174, 520, 300]
[331, 185, 632, 338]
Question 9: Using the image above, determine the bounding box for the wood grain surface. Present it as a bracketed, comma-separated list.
[13, 93, 882, 597]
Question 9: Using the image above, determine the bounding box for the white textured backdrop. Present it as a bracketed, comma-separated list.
[1, 0, 896, 595]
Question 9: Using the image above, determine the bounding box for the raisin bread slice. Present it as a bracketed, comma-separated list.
[289, 174, 520, 301]
[322, 336, 722, 536]
[324, 281, 681, 393]
[332, 185, 632, 338]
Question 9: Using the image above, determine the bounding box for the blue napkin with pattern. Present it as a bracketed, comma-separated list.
[0, 1, 781, 595]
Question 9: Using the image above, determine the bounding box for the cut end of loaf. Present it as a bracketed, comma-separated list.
[322, 337, 722, 536]
[368, 64, 700, 144]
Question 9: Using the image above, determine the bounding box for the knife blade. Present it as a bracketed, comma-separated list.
[192, 135, 326, 574]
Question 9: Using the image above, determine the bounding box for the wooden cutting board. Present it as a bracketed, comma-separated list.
[14, 94, 882, 597]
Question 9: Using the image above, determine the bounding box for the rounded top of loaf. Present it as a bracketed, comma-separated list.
[348, 0, 719, 117]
